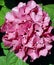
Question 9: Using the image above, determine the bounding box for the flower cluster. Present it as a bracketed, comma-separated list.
[1, 1, 54, 62]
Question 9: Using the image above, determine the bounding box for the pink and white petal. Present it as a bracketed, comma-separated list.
[27, 49, 38, 60]
[16, 50, 25, 59]
[51, 36, 54, 41]
[18, 2, 26, 8]
[46, 44, 52, 50]
[39, 49, 48, 56]
[5, 12, 15, 22]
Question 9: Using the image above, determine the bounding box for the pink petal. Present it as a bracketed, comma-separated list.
[46, 44, 52, 50]
[39, 49, 48, 56]
[27, 49, 38, 60]
[5, 12, 15, 22]
[16, 50, 25, 59]
[18, 2, 26, 8]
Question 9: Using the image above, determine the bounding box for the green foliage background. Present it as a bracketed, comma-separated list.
[0, 0, 54, 65]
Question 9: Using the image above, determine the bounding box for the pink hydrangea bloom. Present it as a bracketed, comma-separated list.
[1, 0, 54, 62]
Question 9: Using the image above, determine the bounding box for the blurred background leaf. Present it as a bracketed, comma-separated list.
[43, 4, 54, 26]
[49, 64, 54, 65]
[0, 0, 4, 6]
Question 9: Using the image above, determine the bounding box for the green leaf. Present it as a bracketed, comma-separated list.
[1, 42, 9, 55]
[0, 56, 6, 65]
[1, 42, 9, 49]
[43, 4, 54, 26]
[0, 6, 10, 26]
[3, 49, 9, 55]
[6, 52, 28, 65]
[0, 51, 29, 65]
[0, 0, 4, 6]
[49, 64, 53, 65]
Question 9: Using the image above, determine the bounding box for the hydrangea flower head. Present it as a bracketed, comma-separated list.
[1, 0, 54, 62]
